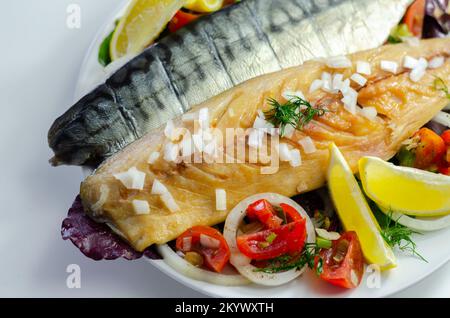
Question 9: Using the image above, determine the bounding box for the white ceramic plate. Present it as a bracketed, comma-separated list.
[75, 0, 450, 298]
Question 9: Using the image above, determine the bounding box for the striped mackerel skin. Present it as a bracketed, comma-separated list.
[48, 0, 411, 166]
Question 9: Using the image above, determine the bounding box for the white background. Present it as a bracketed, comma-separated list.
[0, 0, 448, 297]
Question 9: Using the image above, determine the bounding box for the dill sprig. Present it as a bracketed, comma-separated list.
[371, 202, 427, 262]
[254, 243, 323, 275]
[264, 96, 327, 136]
[433, 76, 450, 100]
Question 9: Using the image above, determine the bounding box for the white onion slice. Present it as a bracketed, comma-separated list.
[223, 193, 316, 286]
[403, 56, 419, 69]
[113, 167, 146, 190]
[379, 207, 450, 232]
[432, 111, 450, 128]
[278, 143, 292, 161]
[289, 149, 302, 167]
[161, 192, 180, 213]
[156, 244, 250, 286]
[315, 228, 340, 240]
[350, 73, 367, 87]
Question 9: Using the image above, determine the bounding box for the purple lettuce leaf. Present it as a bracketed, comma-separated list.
[61, 196, 161, 261]
[423, 0, 450, 38]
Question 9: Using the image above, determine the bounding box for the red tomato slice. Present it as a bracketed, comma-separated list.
[441, 130, 450, 145]
[279, 203, 303, 222]
[318, 231, 364, 289]
[404, 0, 425, 37]
[246, 199, 283, 229]
[168, 10, 200, 33]
[175, 226, 230, 272]
[413, 128, 446, 169]
[236, 219, 307, 261]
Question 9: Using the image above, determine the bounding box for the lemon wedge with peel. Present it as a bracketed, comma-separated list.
[359, 157, 450, 217]
[184, 0, 224, 13]
[110, 0, 186, 61]
[327, 144, 396, 270]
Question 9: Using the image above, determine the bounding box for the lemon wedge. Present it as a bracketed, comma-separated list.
[359, 156, 450, 217]
[184, 0, 224, 13]
[110, 0, 186, 61]
[327, 144, 396, 270]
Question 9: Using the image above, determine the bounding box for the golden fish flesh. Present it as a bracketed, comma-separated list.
[80, 38, 450, 251]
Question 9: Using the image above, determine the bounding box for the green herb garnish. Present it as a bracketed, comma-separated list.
[264, 96, 327, 137]
[254, 243, 323, 275]
[380, 211, 427, 262]
[387, 23, 413, 44]
[266, 232, 277, 244]
[98, 20, 118, 67]
[433, 76, 450, 100]
[370, 201, 427, 262]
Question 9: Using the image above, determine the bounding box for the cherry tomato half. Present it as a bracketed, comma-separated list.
[279, 203, 303, 222]
[404, 0, 425, 37]
[317, 231, 364, 289]
[413, 128, 446, 169]
[168, 10, 200, 33]
[236, 219, 307, 261]
[246, 199, 283, 229]
[175, 225, 230, 272]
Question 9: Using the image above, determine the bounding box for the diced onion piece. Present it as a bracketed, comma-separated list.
[253, 115, 275, 132]
[200, 234, 221, 249]
[147, 151, 160, 164]
[132, 199, 150, 215]
[356, 61, 371, 75]
[309, 79, 323, 93]
[380, 60, 398, 74]
[429, 56, 445, 69]
[282, 90, 305, 101]
[410, 66, 426, 82]
[298, 136, 317, 154]
[332, 73, 344, 91]
[156, 244, 250, 286]
[113, 167, 146, 190]
[321, 72, 337, 93]
[403, 55, 419, 69]
[278, 143, 292, 161]
[223, 193, 315, 286]
[339, 78, 350, 95]
[163, 142, 179, 162]
[283, 125, 295, 138]
[341, 87, 358, 114]
[151, 179, 168, 195]
[289, 149, 302, 167]
[248, 129, 264, 149]
[161, 192, 180, 212]
[432, 111, 450, 128]
[359, 106, 378, 120]
[315, 228, 340, 241]
[326, 55, 352, 69]
[182, 112, 197, 123]
[215, 189, 227, 211]
[350, 73, 367, 86]
[182, 237, 192, 252]
[199, 107, 209, 129]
